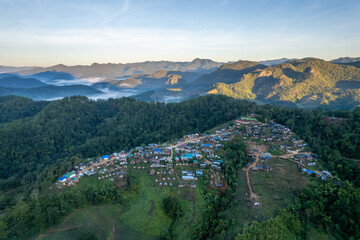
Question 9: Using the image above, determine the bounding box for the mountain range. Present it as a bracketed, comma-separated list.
[0, 65, 34, 73]
[1, 57, 360, 109]
[17, 58, 223, 80]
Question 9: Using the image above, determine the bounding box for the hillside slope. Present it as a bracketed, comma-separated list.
[193, 60, 267, 88]
[209, 58, 360, 109]
[0, 85, 102, 100]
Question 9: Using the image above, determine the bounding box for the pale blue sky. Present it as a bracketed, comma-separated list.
[0, 0, 359, 66]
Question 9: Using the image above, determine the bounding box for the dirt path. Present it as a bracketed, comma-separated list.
[209, 169, 218, 185]
[244, 141, 269, 202]
[246, 158, 259, 201]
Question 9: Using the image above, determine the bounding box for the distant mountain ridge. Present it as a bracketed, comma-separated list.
[331, 57, 360, 64]
[0, 76, 49, 88]
[258, 58, 297, 66]
[0, 85, 102, 100]
[29, 71, 75, 82]
[0, 65, 35, 73]
[17, 59, 223, 80]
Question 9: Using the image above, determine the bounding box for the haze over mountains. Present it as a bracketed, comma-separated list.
[17, 58, 223, 80]
[1, 57, 360, 109]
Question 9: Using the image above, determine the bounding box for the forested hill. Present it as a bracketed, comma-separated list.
[0, 95, 249, 190]
[208, 58, 360, 109]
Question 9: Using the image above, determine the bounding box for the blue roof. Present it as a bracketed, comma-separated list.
[59, 177, 67, 181]
[182, 175, 195, 180]
[306, 169, 315, 174]
[101, 155, 110, 159]
[203, 144, 212, 147]
[154, 148, 162, 152]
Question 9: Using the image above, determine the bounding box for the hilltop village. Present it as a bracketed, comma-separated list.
[56, 116, 334, 205]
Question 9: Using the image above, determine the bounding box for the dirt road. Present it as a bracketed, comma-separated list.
[244, 141, 269, 202]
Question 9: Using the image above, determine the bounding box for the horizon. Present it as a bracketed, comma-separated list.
[1, 56, 359, 68]
[1, 0, 360, 67]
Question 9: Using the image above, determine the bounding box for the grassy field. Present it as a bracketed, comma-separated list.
[123, 167, 206, 239]
[225, 157, 309, 239]
[251, 158, 308, 216]
[119, 169, 172, 237]
[36, 205, 154, 240]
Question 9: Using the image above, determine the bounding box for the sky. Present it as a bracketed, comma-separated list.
[0, 0, 359, 66]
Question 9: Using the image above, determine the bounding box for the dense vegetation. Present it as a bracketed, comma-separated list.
[0, 95, 48, 124]
[235, 209, 303, 240]
[212, 58, 360, 110]
[0, 95, 360, 239]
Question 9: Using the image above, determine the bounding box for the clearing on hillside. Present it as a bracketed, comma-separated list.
[225, 157, 309, 240]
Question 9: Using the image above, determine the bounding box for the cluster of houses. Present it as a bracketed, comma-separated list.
[56, 114, 334, 192]
[56, 121, 236, 189]
[56, 154, 129, 188]
[240, 122, 294, 144]
[237, 116, 334, 182]
[58, 171, 78, 187]
[291, 153, 332, 180]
